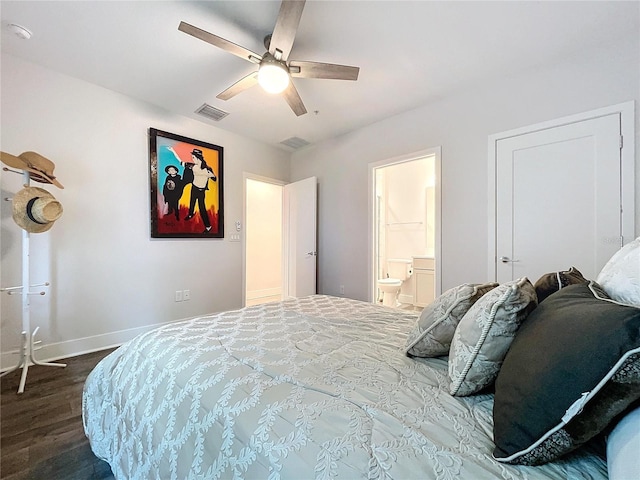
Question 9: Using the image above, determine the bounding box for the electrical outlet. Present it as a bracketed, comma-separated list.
[339, 285, 345, 295]
[175, 290, 183, 302]
[183, 289, 190, 301]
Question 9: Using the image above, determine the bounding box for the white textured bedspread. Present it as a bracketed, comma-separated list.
[83, 295, 607, 479]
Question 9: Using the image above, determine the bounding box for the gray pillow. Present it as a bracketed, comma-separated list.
[404, 282, 498, 357]
[448, 277, 537, 396]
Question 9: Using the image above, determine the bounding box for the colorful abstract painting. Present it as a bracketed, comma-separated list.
[149, 128, 224, 238]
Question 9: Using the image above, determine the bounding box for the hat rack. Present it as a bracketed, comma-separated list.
[1, 168, 66, 394]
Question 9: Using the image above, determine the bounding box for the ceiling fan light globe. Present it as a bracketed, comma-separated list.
[258, 63, 290, 94]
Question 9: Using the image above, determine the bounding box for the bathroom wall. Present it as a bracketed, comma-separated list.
[378, 156, 435, 304]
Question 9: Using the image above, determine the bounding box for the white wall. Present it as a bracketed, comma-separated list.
[0, 54, 290, 367]
[290, 35, 640, 301]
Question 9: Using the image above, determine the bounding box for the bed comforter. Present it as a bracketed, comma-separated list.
[83, 295, 608, 479]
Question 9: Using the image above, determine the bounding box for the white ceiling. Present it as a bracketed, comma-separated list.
[1, 1, 638, 151]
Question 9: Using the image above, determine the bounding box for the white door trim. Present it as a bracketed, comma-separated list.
[367, 147, 442, 303]
[487, 101, 635, 281]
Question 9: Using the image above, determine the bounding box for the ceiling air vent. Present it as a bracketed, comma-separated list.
[195, 103, 229, 122]
[280, 136, 310, 150]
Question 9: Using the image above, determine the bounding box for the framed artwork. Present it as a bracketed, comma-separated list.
[149, 128, 224, 238]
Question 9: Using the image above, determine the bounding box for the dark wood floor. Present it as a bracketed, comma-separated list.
[1, 349, 117, 480]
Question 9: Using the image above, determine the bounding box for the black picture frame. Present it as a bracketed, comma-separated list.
[149, 128, 224, 238]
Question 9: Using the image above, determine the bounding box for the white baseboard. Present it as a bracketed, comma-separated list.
[0, 318, 186, 371]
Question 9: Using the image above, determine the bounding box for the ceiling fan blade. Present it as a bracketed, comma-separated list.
[289, 61, 359, 81]
[269, 0, 306, 61]
[216, 72, 259, 101]
[179, 21, 262, 64]
[282, 81, 307, 116]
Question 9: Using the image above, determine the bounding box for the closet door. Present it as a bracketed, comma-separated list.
[494, 113, 623, 283]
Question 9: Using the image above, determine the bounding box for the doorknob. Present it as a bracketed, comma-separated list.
[500, 256, 519, 263]
[306, 251, 317, 256]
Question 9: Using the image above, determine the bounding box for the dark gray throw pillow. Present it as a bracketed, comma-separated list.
[533, 266, 588, 304]
[492, 281, 640, 465]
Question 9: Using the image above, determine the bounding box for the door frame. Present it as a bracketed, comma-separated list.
[367, 147, 442, 304]
[243, 172, 286, 307]
[487, 101, 635, 281]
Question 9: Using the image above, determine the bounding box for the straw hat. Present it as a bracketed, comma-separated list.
[0, 151, 64, 189]
[12, 186, 63, 233]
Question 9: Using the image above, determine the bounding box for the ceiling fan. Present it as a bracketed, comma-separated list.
[178, 0, 360, 116]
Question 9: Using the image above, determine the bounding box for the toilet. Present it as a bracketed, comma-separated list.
[378, 258, 413, 307]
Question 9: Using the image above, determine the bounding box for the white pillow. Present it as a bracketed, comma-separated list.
[597, 237, 640, 307]
[404, 282, 498, 357]
[607, 406, 640, 480]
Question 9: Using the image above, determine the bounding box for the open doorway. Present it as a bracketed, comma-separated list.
[369, 148, 441, 309]
[244, 176, 284, 306]
[244, 174, 318, 306]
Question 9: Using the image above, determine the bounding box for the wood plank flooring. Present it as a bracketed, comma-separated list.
[1, 349, 117, 480]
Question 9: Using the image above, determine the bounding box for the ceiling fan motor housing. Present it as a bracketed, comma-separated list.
[261, 52, 289, 72]
[258, 53, 291, 94]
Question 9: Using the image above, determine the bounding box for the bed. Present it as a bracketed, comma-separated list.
[82, 294, 616, 479]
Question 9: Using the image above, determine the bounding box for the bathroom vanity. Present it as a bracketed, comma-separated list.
[413, 256, 435, 307]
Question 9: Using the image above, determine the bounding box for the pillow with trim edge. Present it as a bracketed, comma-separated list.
[493, 281, 640, 465]
[448, 277, 537, 397]
[404, 282, 498, 357]
[534, 266, 588, 304]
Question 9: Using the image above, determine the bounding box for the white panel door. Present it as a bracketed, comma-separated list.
[496, 113, 622, 283]
[284, 176, 317, 297]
